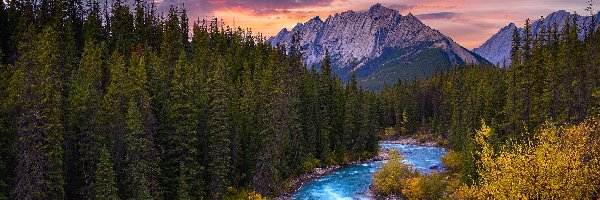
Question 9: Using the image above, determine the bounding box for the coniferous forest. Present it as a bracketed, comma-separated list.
[0, 0, 599, 200]
[372, 16, 600, 198]
[0, 1, 380, 199]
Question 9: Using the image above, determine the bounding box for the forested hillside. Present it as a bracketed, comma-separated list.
[0, 1, 379, 199]
[1, 0, 599, 199]
[372, 14, 600, 199]
[377, 15, 599, 151]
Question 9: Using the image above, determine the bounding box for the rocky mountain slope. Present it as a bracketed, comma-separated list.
[474, 10, 600, 67]
[269, 4, 487, 90]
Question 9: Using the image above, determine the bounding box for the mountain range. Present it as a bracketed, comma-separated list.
[269, 4, 600, 89]
[474, 10, 600, 67]
[269, 4, 487, 90]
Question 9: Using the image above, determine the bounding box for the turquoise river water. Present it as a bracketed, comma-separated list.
[291, 143, 446, 200]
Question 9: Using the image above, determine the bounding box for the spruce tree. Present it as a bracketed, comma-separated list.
[84, 0, 105, 43]
[65, 39, 105, 199]
[520, 19, 533, 132]
[110, 0, 134, 54]
[343, 71, 359, 159]
[316, 50, 333, 164]
[99, 51, 129, 198]
[13, 25, 65, 200]
[505, 26, 522, 136]
[93, 148, 119, 200]
[125, 48, 161, 199]
[0, 48, 13, 200]
[124, 101, 153, 199]
[168, 52, 204, 198]
[207, 56, 232, 199]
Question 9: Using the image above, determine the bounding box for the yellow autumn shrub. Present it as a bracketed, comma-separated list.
[225, 188, 268, 200]
[402, 173, 450, 200]
[246, 191, 267, 200]
[402, 177, 424, 199]
[455, 119, 600, 199]
[372, 149, 418, 196]
[441, 150, 461, 173]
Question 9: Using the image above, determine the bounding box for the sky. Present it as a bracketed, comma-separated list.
[151, 0, 596, 49]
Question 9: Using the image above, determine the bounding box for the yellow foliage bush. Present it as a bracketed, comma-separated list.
[441, 150, 461, 173]
[246, 191, 267, 200]
[455, 119, 600, 199]
[402, 173, 451, 200]
[372, 149, 418, 196]
[402, 177, 424, 199]
[225, 188, 268, 200]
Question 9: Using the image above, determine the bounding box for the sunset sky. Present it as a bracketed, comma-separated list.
[151, 0, 595, 49]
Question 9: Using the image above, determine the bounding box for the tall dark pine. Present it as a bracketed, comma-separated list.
[520, 19, 533, 132]
[93, 148, 119, 200]
[65, 39, 105, 199]
[253, 48, 286, 196]
[83, 0, 105, 43]
[155, 6, 184, 199]
[110, 0, 134, 54]
[343, 70, 360, 158]
[12, 25, 65, 200]
[124, 101, 152, 199]
[133, 0, 148, 47]
[207, 56, 232, 199]
[124, 48, 161, 199]
[99, 51, 129, 199]
[0, 48, 11, 200]
[505, 26, 522, 136]
[180, 7, 190, 51]
[168, 52, 205, 198]
[316, 50, 333, 164]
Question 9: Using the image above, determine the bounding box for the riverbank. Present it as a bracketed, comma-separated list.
[367, 140, 446, 200]
[380, 133, 446, 147]
[276, 150, 388, 199]
[277, 139, 444, 199]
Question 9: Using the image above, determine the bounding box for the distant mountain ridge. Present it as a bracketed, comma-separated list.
[474, 10, 600, 67]
[269, 4, 487, 90]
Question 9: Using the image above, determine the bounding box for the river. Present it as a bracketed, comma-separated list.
[291, 143, 446, 200]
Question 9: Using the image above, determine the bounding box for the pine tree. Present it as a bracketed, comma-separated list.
[93, 147, 119, 200]
[180, 7, 190, 51]
[155, 9, 184, 196]
[520, 19, 533, 132]
[160, 6, 183, 76]
[99, 51, 129, 198]
[298, 67, 318, 168]
[253, 50, 278, 196]
[505, 25, 523, 136]
[168, 52, 205, 198]
[0, 48, 13, 200]
[123, 101, 153, 199]
[207, 56, 232, 199]
[133, 0, 148, 47]
[531, 17, 549, 128]
[110, 0, 134, 54]
[316, 50, 333, 164]
[83, 0, 105, 43]
[13, 25, 65, 200]
[125, 47, 161, 199]
[65, 39, 105, 199]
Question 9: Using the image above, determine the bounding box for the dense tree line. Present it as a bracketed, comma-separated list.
[376, 14, 600, 185]
[0, 1, 379, 199]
